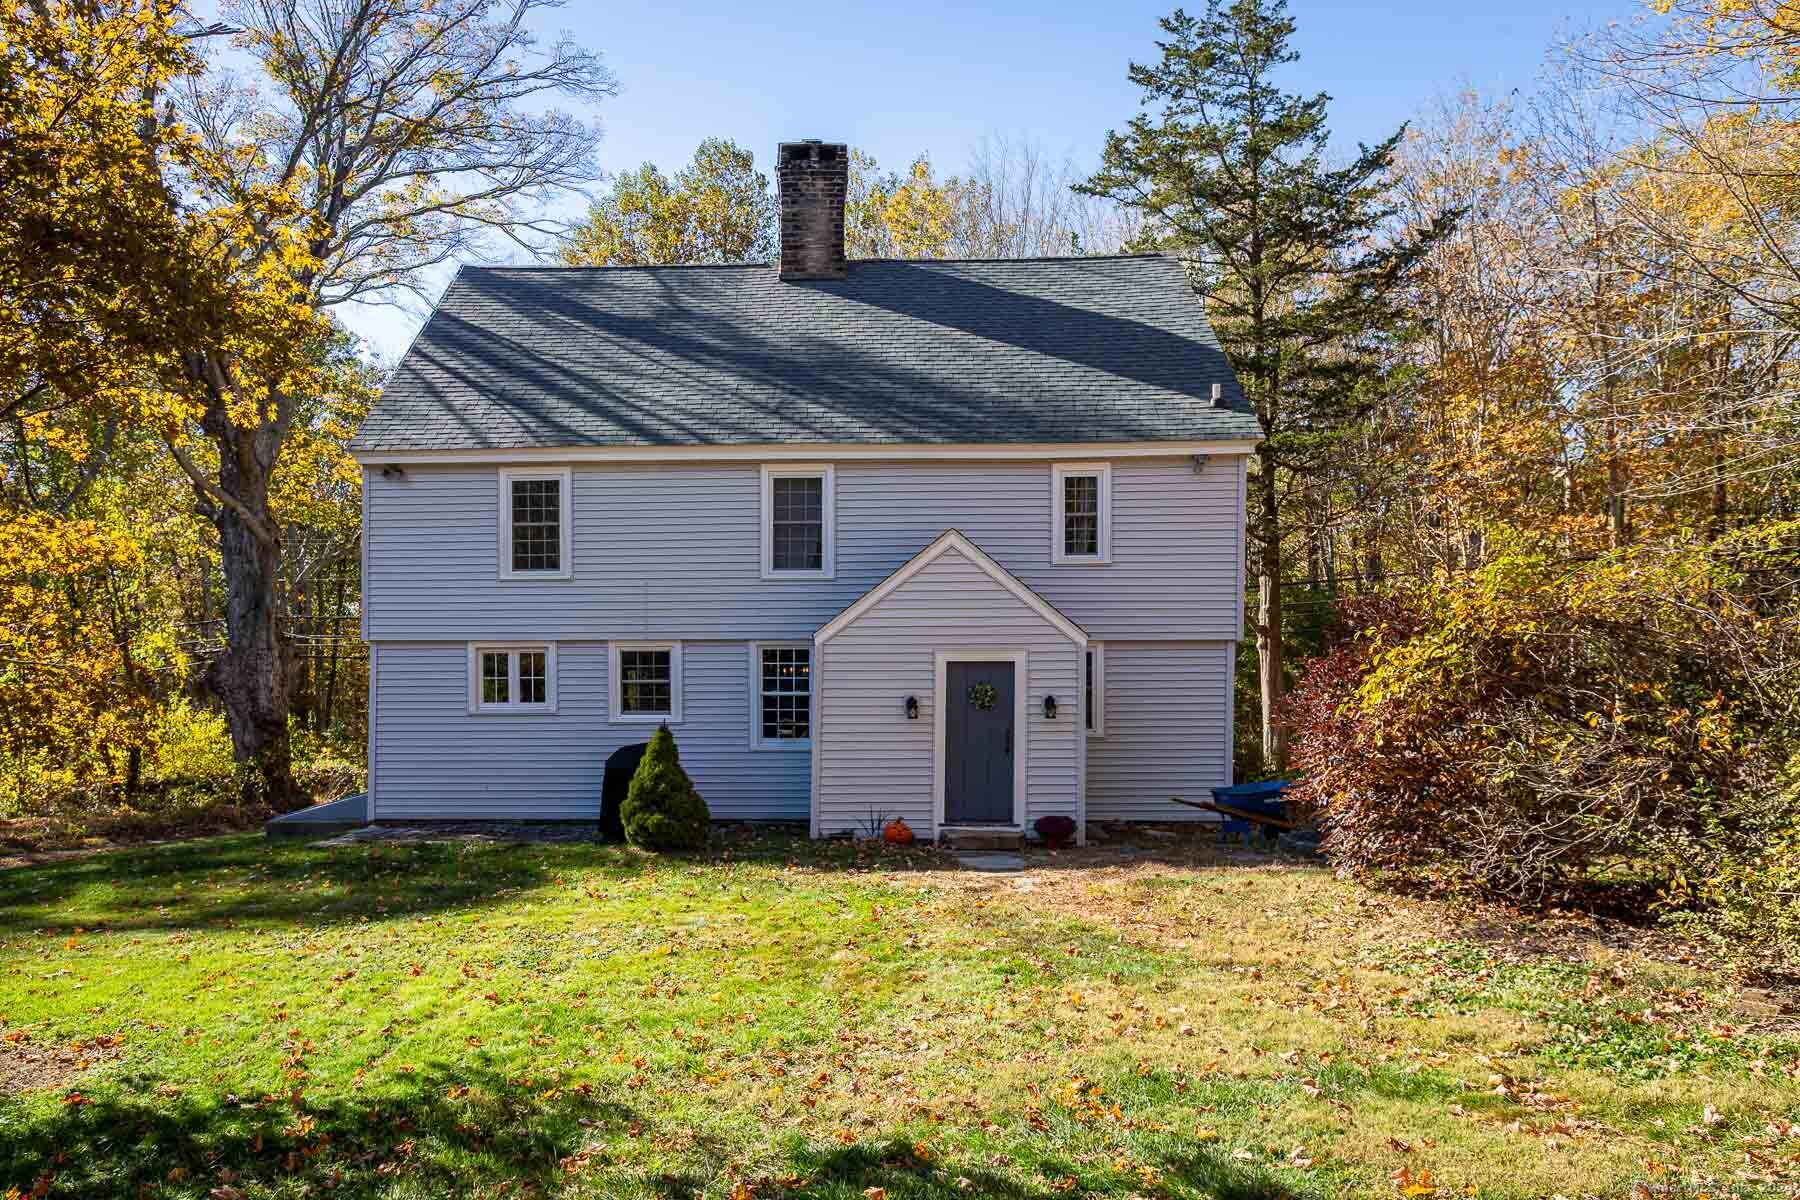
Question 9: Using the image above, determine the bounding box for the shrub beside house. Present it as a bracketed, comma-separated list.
[622, 724, 710, 851]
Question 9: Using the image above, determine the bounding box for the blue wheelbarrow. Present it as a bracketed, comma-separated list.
[1172, 780, 1294, 844]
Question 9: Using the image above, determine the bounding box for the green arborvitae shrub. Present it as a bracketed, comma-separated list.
[620, 723, 710, 851]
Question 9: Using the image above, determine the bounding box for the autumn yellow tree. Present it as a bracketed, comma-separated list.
[0, 0, 208, 810]
[562, 138, 776, 266]
[3, 0, 616, 805]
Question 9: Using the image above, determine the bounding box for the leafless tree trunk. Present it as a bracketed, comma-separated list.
[1253, 445, 1287, 772]
[171, 353, 298, 804]
[321, 558, 347, 733]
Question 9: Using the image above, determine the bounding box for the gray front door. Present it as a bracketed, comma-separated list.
[944, 661, 1015, 825]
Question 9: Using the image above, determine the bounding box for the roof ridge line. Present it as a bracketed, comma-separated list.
[465, 261, 771, 272]
[457, 252, 1171, 274]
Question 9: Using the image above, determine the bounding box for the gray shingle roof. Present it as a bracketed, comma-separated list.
[351, 253, 1260, 452]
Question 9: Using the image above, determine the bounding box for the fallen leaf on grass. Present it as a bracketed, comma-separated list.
[1392, 1166, 1437, 1196]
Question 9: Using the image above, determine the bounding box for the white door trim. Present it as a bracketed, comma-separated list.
[933, 649, 1028, 837]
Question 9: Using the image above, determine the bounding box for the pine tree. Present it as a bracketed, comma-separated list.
[621, 724, 711, 851]
[1080, 0, 1451, 773]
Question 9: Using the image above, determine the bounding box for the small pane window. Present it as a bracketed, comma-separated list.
[1052, 463, 1110, 565]
[1063, 474, 1099, 558]
[1084, 643, 1105, 735]
[759, 646, 811, 742]
[771, 476, 823, 572]
[620, 649, 672, 716]
[518, 650, 547, 705]
[510, 477, 562, 573]
[1085, 650, 1095, 731]
[482, 651, 509, 705]
[472, 645, 555, 713]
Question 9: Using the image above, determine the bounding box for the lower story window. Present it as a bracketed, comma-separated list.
[1085, 643, 1105, 735]
[611, 642, 683, 722]
[754, 644, 811, 746]
[470, 644, 556, 713]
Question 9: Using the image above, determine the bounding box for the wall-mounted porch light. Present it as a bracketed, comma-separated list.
[1043, 695, 1058, 719]
[904, 696, 919, 720]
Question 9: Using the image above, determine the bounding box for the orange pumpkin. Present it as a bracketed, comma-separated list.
[882, 817, 914, 845]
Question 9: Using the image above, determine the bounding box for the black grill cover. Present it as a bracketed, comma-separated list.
[600, 742, 649, 842]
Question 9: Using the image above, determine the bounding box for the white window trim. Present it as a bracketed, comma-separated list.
[760, 463, 836, 581]
[1085, 642, 1106, 737]
[498, 466, 573, 581]
[1051, 462, 1112, 565]
[748, 641, 814, 751]
[466, 642, 559, 714]
[609, 640, 683, 724]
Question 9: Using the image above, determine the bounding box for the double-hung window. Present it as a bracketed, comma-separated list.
[760, 465, 835, 579]
[468, 644, 557, 713]
[1085, 643, 1105, 736]
[610, 642, 682, 723]
[751, 643, 811, 748]
[1051, 462, 1112, 564]
[499, 467, 572, 580]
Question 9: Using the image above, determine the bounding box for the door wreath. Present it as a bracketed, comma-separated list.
[967, 681, 998, 711]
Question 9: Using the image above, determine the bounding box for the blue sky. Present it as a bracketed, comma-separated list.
[341, 0, 1636, 357]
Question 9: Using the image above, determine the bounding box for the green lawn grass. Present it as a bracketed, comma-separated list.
[0, 829, 1794, 1199]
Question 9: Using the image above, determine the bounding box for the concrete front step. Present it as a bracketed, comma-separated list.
[938, 827, 1025, 851]
[953, 851, 1026, 872]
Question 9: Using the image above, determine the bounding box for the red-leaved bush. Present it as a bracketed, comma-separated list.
[1282, 528, 1800, 910]
[1280, 594, 1477, 875]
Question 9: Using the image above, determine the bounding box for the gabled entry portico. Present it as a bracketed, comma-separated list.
[811, 530, 1089, 843]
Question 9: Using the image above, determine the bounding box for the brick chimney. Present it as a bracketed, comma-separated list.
[777, 140, 848, 281]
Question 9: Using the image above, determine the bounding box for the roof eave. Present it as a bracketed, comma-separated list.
[347, 436, 1262, 466]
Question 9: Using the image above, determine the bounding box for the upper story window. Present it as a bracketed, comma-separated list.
[761, 464, 835, 580]
[499, 467, 572, 580]
[1051, 462, 1112, 565]
[751, 643, 811, 748]
[610, 641, 683, 723]
[468, 643, 557, 714]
